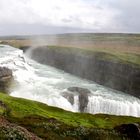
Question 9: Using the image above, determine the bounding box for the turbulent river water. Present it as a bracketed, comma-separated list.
[0, 45, 140, 117]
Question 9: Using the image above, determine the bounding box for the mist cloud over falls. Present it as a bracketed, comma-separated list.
[0, 0, 140, 35]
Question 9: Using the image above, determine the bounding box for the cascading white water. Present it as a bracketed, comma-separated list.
[0, 45, 140, 117]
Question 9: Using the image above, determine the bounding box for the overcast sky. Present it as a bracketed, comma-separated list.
[0, 0, 140, 35]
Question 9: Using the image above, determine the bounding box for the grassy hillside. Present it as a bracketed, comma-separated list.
[46, 45, 140, 66]
[1, 92, 140, 128]
[0, 92, 140, 139]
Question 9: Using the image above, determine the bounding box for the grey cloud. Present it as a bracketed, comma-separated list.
[104, 0, 140, 32]
[0, 0, 140, 35]
[62, 18, 72, 23]
[54, 6, 61, 10]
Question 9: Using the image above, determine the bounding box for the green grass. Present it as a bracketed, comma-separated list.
[112, 53, 140, 65]
[47, 45, 140, 66]
[0, 92, 140, 129]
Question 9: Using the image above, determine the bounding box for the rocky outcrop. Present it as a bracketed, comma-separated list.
[0, 67, 12, 78]
[0, 67, 13, 93]
[0, 116, 42, 140]
[19, 46, 30, 53]
[30, 46, 140, 98]
[62, 92, 74, 105]
[67, 87, 91, 94]
[114, 123, 140, 140]
[62, 87, 91, 112]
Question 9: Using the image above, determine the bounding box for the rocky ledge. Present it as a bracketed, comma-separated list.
[115, 123, 140, 140]
[0, 67, 13, 93]
[62, 87, 91, 112]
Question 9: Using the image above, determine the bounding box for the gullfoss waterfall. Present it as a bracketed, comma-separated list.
[0, 45, 140, 117]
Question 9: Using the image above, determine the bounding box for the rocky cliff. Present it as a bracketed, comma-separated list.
[0, 67, 13, 93]
[29, 46, 140, 98]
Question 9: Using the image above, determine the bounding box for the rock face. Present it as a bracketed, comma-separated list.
[68, 87, 91, 94]
[62, 87, 91, 112]
[30, 46, 140, 98]
[0, 116, 42, 140]
[114, 123, 140, 140]
[62, 92, 75, 105]
[0, 67, 13, 93]
[19, 46, 30, 53]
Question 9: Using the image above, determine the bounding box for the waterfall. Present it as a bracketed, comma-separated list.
[0, 45, 140, 117]
[87, 96, 140, 116]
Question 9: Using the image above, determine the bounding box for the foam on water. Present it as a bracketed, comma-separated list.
[0, 45, 140, 117]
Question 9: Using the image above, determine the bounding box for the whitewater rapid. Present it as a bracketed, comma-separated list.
[0, 45, 140, 117]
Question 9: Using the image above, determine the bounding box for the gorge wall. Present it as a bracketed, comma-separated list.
[27, 46, 140, 98]
[0, 67, 13, 93]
